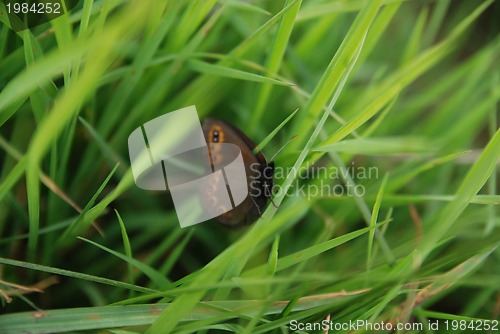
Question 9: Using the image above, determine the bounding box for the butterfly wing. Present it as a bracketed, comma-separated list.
[202, 118, 271, 226]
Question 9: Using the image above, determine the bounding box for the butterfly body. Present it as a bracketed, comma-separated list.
[202, 118, 274, 226]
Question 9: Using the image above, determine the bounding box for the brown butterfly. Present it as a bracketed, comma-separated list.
[202, 118, 274, 226]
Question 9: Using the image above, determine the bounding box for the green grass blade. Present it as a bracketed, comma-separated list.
[290, 0, 383, 147]
[417, 126, 500, 264]
[367, 173, 389, 271]
[249, 0, 302, 131]
[116, 210, 134, 290]
[0, 257, 155, 293]
[314, 137, 433, 155]
[78, 237, 172, 289]
[254, 107, 298, 154]
[187, 59, 293, 86]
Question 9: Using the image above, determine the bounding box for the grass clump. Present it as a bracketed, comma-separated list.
[0, 0, 499, 333]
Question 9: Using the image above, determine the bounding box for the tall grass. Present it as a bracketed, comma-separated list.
[0, 0, 499, 333]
